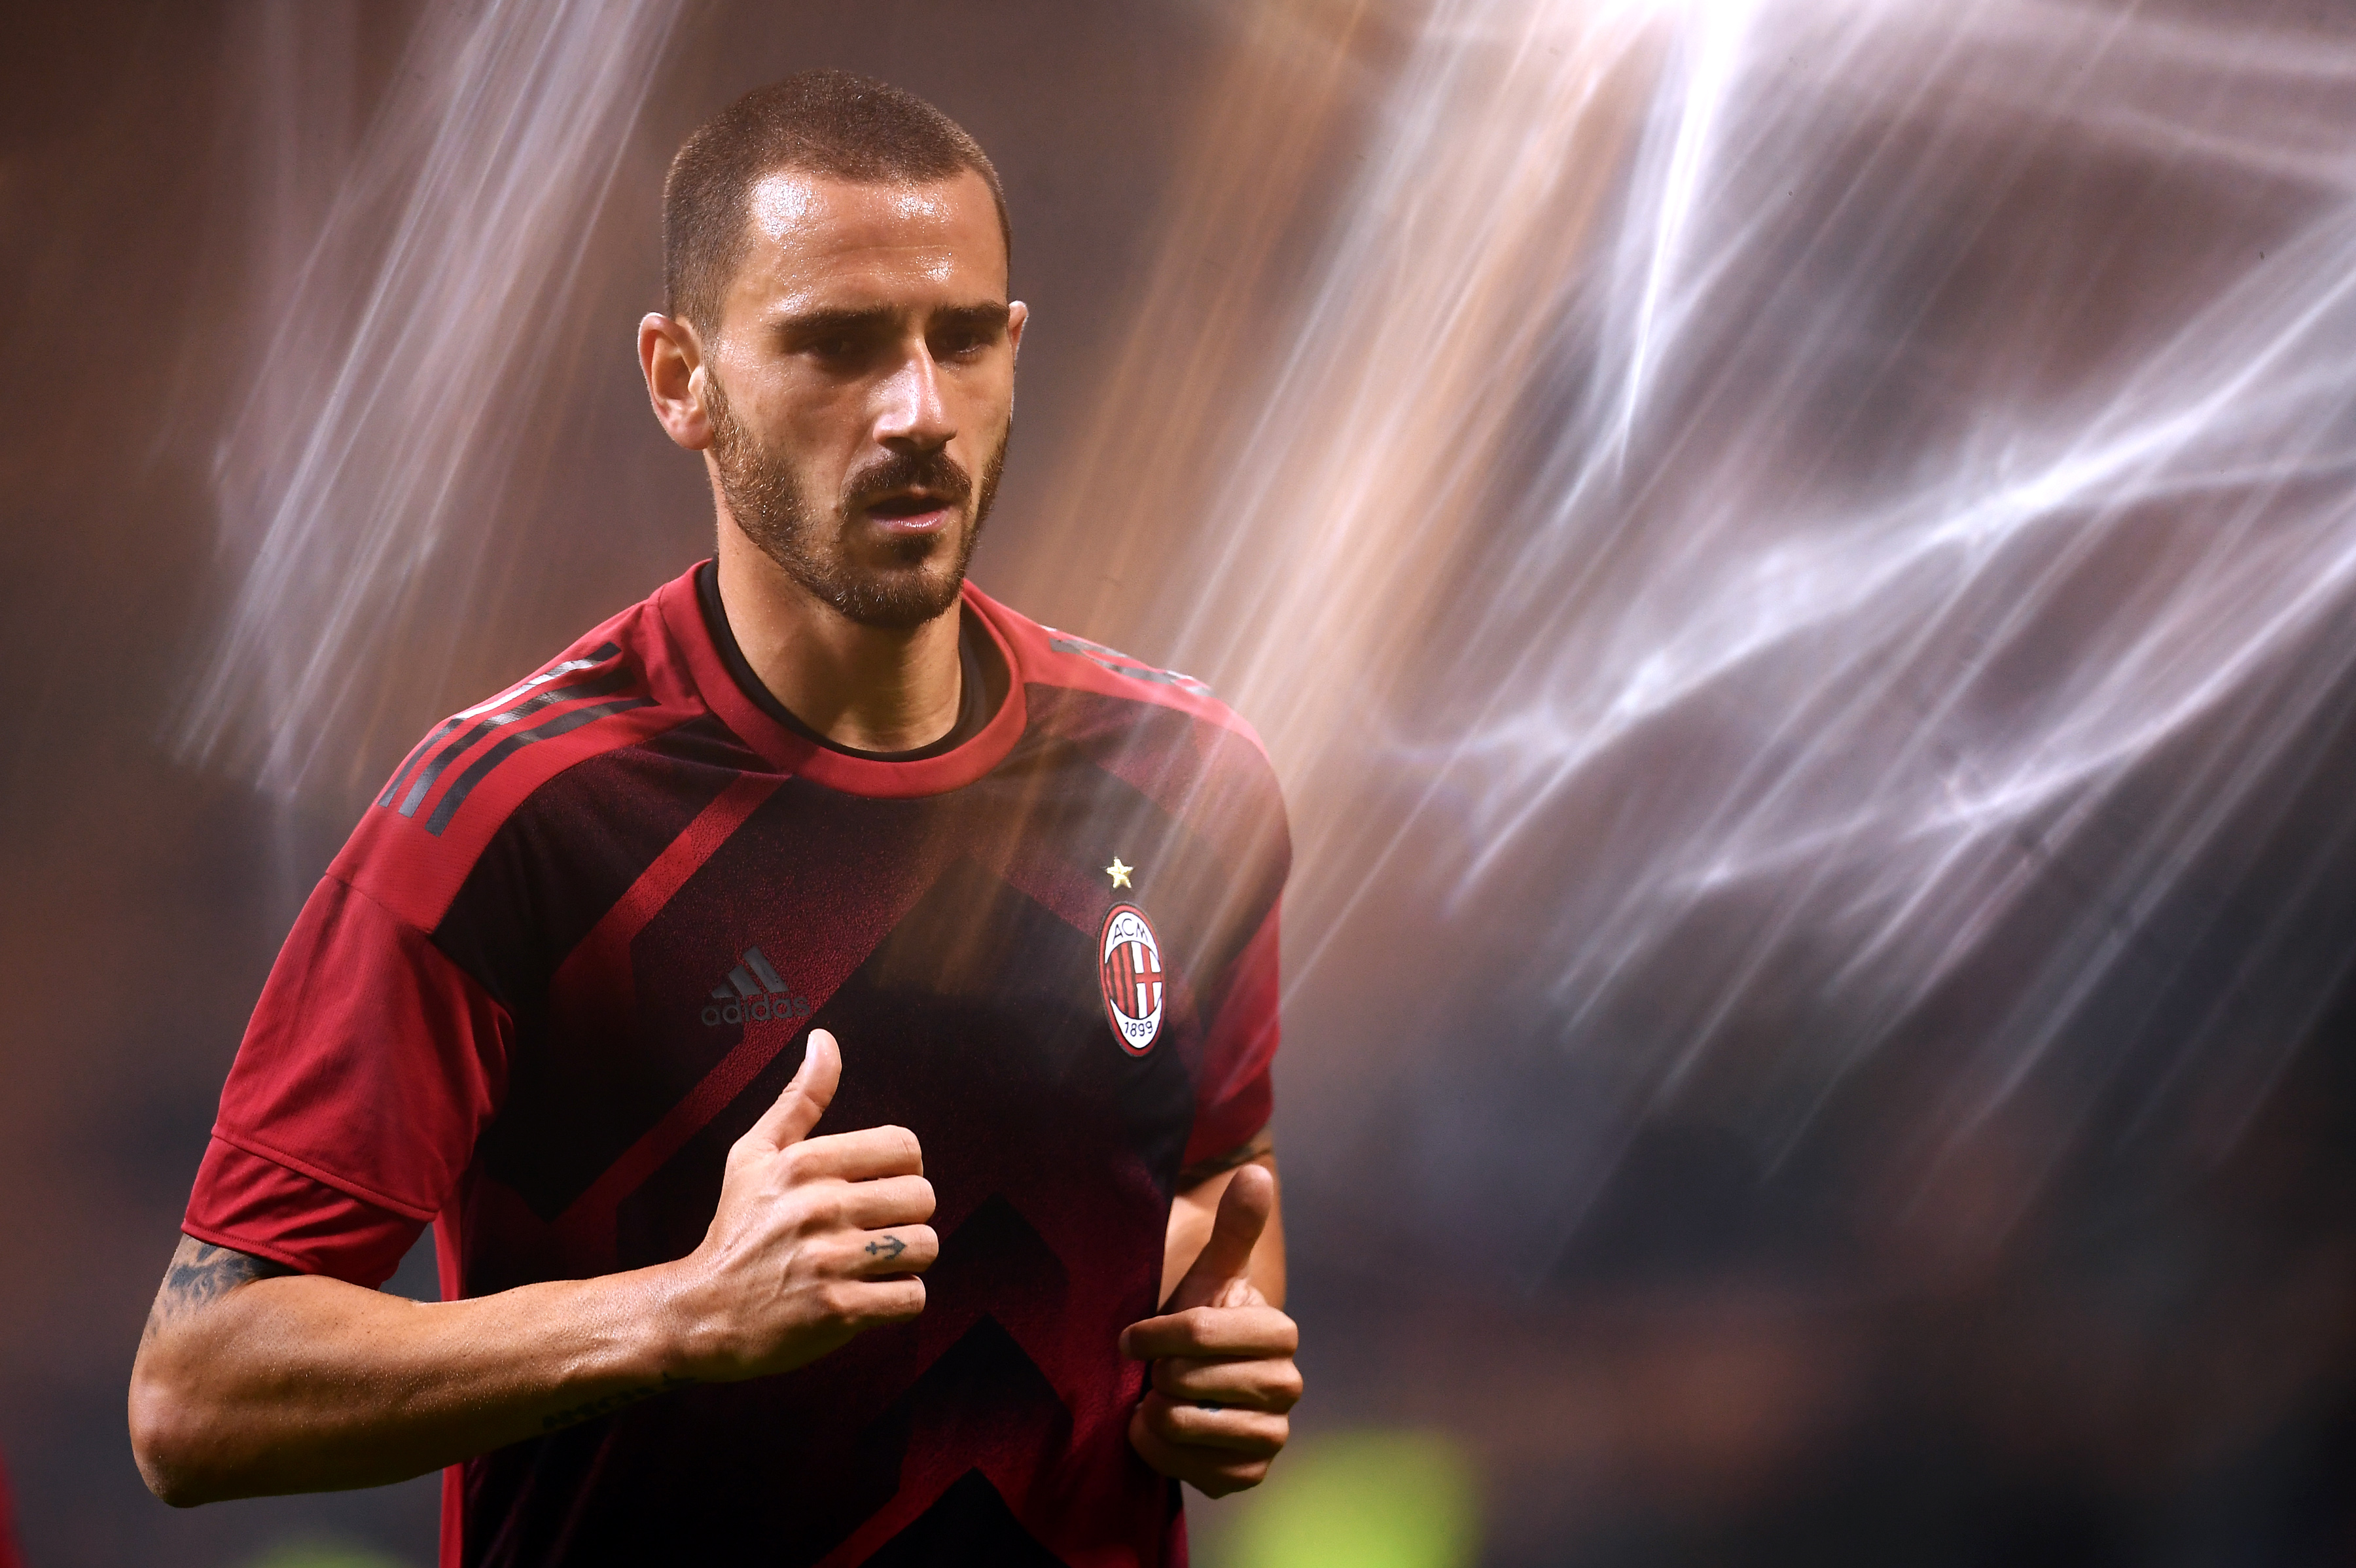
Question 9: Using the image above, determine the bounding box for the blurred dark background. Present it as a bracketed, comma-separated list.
[7, 2, 2356, 1565]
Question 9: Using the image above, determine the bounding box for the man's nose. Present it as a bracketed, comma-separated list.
[874, 344, 955, 452]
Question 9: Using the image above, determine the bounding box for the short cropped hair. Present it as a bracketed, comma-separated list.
[663, 69, 1010, 333]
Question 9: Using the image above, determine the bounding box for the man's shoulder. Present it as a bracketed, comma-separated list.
[968, 584, 1273, 761]
[970, 586, 1289, 879]
[330, 573, 718, 932]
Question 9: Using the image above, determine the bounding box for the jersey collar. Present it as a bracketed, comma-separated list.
[654, 562, 1027, 798]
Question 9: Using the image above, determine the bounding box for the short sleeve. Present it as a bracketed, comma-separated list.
[183, 874, 510, 1286]
[1184, 899, 1281, 1167]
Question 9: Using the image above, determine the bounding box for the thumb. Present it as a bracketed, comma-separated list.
[743, 1029, 840, 1150]
[1169, 1163, 1273, 1312]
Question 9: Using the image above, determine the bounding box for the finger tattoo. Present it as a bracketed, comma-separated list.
[865, 1235, 907, 1260]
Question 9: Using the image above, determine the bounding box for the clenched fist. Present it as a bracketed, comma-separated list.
[1121, 1164, 1301, 1497]
[666, 1029, 938, 1381]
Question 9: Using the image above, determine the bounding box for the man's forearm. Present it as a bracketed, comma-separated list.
[130, 1237, 700, 1505]
[132, 1037, 940, 1507]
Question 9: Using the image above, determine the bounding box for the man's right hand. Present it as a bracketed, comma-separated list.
[666, 1029, 937, 1381]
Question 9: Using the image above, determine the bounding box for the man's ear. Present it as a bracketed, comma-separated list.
[1007, 300, 1028, 362]
[639, 312, 713, 451]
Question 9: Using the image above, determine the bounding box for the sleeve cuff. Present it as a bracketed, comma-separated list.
[182, 1134, 430, 1289]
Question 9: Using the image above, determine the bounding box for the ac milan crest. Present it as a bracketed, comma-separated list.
[1099, 903, 1165, 1054]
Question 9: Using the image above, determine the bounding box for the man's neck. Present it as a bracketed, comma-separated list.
[711, 524, 963, 755]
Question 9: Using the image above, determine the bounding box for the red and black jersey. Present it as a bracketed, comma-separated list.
[182, 562, 1290, 1568]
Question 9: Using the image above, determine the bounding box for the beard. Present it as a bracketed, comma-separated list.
[706, 372, 1007, 632]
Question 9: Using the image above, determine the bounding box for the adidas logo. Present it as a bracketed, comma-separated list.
[700, 945, 813, 1029]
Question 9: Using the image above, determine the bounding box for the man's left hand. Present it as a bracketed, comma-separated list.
[1120, 1165, 1300, 1497]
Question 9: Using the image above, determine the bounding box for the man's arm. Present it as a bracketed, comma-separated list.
[131, 1234, 713, 1503]
[1124, 1137, 1300, 1498]
[128, 1031, 929, 1506]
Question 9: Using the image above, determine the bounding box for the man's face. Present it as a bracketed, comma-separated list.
[697, 167, 1022, 631]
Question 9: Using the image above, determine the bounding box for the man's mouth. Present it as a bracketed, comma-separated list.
[859, 490, 960, 533]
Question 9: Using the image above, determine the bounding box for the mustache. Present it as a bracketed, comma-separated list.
[843, 448, 973, 510]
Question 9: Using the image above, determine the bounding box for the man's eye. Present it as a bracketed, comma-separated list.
[935, 332, 988, 359]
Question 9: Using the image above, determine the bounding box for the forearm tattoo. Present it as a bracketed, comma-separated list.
[542, 1373, 698, 1433]
[142, 1234, 297, 1343]
[141, 1232, 696, 1434]
[1175, 1128, 1274, 1191]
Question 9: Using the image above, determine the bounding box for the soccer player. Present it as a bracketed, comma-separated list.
[128, 71, 1298, 1565]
